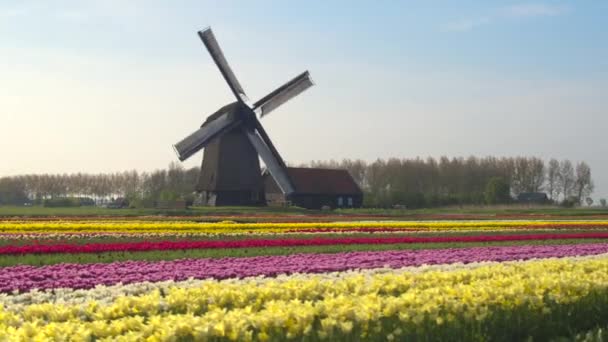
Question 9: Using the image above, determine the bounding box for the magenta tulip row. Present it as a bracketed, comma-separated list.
[1, 242, 607, 293]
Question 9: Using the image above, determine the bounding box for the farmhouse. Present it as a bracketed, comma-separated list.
[264, 167, 363, 209]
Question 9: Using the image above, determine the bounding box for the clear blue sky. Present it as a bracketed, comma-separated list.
[1, 1, 607, 198]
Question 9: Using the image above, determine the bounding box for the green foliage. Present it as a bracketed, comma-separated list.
[2, 156, 597, 209]
[159, 190, 178, 201]
[361, 191, 378, 207]
[0, 178, 28, 206]
[561, 197, 579, 208]
[129, 197, 156, 209]
[389, 191, 426, 209]
[484, 177, 511, 205]
[43, 197, 95, 207]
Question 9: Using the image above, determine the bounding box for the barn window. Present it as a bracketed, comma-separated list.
[348, 197, 353, 207]
[338, 197, 344, 207]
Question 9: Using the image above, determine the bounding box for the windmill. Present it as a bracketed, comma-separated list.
[173, 27, 314, 206]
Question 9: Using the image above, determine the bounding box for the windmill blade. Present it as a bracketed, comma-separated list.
[252, 118, 287, 169]
[173, 111, 240, 161]
[198, 28, 248, 102]
[252, 71, 313, 117]
[243, 127, 295, 195]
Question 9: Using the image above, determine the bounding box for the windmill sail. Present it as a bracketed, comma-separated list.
[198, 28, 248, 103]
[173, 111, 240, 161]
[243, 127, 295, 195]
[252, 118, 287, 168]
[172, 27, 314, 204]
[253, 71, 313, 117]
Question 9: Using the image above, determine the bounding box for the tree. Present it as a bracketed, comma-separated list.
[0, 177, 28, 205]
[528, 157, 545, 193]
[601, 199, 607, 208]
[585, 197, 594, 206]
[574, 162, 594, 204]
[511, 157, 529, 195]
[559, 160, 575, 200]
[546, 158, 560, 201]
[561, 196, 578, 208]
[3, 156, 597, 209]
[511, 157, 544, 195]
[484, 177, 511, 205]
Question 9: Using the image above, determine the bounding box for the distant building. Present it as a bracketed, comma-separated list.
[517, 192, 549, 204]
[264, 167, 363, 209]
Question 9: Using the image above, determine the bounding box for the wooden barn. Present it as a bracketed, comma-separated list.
[264, 167, 363, 209]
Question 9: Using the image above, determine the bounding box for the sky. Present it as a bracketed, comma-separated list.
[1, 1, 607, 198]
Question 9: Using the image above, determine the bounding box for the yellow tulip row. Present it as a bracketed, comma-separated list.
[2, 255, 608, 341]
[1, 220, 607, 234]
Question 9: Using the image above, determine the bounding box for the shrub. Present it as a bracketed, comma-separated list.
[43, 197, 80, 208]
[0, 178, 28, 206]
[484, 177, 511, 205]
[561, 196, 579, 208]
[41, 197, 95, 207]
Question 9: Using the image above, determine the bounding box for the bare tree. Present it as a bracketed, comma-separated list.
[559, 160, 576, 201]
[2, 156, 596, 209]
[511, 157, 544, 194]
[545, 159, 560, 201]
[528, 157, 545, 192]
[574, 162, 594, 204]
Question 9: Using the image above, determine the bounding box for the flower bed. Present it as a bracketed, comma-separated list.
[2, 255, 608, 340]
[1, 218, 608, 341]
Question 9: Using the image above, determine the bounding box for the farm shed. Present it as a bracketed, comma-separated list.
[517, 192, 549, 204]
[264, 167, 363, 209]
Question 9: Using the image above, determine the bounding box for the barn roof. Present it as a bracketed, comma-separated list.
[266, 167, 362, 195]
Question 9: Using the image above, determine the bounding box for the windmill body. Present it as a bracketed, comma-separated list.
[196, 103, 264, 205]
[173, 28, 313, 206]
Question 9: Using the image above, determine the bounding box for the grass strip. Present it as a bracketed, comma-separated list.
[2, 205, 608, 218]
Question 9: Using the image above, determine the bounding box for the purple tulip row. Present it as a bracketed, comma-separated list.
[1, 243, 607, 293]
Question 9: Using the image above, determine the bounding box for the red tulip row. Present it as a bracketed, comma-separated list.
[1, 232, 608, 255]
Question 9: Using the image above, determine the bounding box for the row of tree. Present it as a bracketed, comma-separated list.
[0, 156, 596, 208]
[0, 162, 199, 206]
[301, 157, 594, 208]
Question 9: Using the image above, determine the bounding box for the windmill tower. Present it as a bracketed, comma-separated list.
[173, 28, 314, 206]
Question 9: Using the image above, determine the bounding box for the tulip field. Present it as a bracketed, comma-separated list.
[2, 218, 608, 340]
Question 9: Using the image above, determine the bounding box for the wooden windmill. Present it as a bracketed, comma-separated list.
[173, 27, 314, 206]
